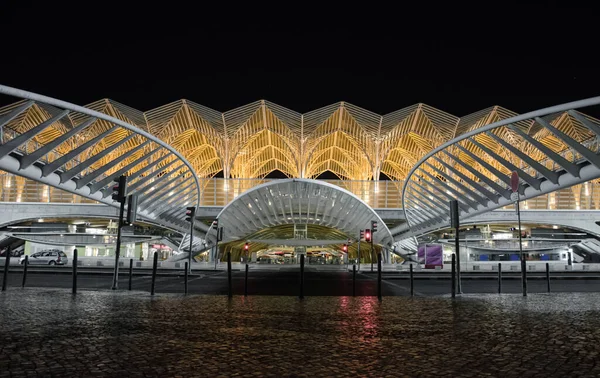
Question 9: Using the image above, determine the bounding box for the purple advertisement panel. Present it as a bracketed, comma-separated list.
[418, 244, 443, 268]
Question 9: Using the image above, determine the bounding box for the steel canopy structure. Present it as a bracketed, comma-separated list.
[0, 85, 201, 235]
[397, 95, 600, 250]
[210, 179, 393, 246]
[3, 84, 600, 255]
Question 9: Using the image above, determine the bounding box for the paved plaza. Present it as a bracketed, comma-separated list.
[2, 289, 600, 377]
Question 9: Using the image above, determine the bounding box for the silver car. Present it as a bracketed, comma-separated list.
[20, 250, 68, 265]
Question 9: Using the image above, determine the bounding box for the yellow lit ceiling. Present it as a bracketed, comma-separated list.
[1, 98, 598, 183]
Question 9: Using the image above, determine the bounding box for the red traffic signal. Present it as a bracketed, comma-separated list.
[185, 206, 195, 223]
[244, 242, 249, 251]
[111, 175, 128, 203]
[365, 229, 371, 242]
[371, 220, 378, 233]
[342, 244, 348, 252]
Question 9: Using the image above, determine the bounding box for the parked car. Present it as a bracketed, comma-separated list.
[20, 250, 68, 265]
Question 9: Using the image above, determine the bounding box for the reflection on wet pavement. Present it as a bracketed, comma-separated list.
[1, 289, 600, 377]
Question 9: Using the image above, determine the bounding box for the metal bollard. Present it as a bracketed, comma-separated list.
[72, 249, 78, 294]
[409, 264, 414, 297]
[244, 263, 249, 297]
[184, 262, 189, 295]
[227, 251, 232, 298]
[377, 252, 382, 301]
[21, 255, 28, 288]
[522, 259, 527, 297]
[150, 252, 158, 296]
[352, 264, 356, 297]
[498, 263, 502, 294]
[299, 254, 305, 299]
[2, 246, 11, 292]
[451, 254, 456, 298]
[128, 259, 133, 291]
[546, 262, 551, 293]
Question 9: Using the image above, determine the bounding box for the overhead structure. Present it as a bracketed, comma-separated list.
[210, 179, 394, 246]
[397, 95, 600, 246]
[0, 85, 201, 235]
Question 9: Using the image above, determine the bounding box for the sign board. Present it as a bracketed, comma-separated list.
[418, 244, 443, 269]
[294, 246, 306, 255]
[510, 171, 519, 193]
[510, 192, 519, 202]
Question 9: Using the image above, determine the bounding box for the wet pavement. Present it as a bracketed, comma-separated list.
[1, 290, 600, 377]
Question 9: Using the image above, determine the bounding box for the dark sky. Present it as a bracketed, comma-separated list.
[1, 1, 598, 117]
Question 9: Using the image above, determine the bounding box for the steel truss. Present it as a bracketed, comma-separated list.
[397, 96, 600, 248]
[0, 85, 201, 235]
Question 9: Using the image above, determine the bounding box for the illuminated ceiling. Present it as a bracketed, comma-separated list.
[2, 98, 596, 183]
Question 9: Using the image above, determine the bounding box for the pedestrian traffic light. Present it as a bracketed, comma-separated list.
[185, 206, 196, 223]
[212, 219, 219, 230]
[342, 244, 348, 252]
[371, 220, 378, 233]
[365, 229, 371, 242]
[244, 242, 249, 251]
[360, 229, 365, 240]
[126, 194, 138, 224]
[111, 175, 127, 203]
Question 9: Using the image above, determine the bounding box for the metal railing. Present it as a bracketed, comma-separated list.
[2, 172, 600, 211]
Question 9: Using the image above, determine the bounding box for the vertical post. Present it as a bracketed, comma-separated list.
[111, 199, 126, 290]
[2, 246, 10, 292]
[128, 258, 133, 291]
[227, 251, 232, 298]
[409, 264, 414, 297]
[517, 197, 526, 296]
[377, 252, 382, 301]
[72, 249, 78, 294]
[451, 253, 456, 298]
[370, 237, 374, 272]
[188, 214, 194, 275]
[546, 262, 551, 293]
[498, 263, 502, 294]
[184, 262, 189, 295]
[352, 264, 356, 297]
[150, 251, 158, 296]
[244, 263, 249, 297]
[21, 255, 28, 288]
[450, 200, 462, 294]
[299, 254, 305, 299]
[357, 239, 361, 272]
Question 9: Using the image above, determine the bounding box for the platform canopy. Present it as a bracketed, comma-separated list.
[210, 179, 393, 246]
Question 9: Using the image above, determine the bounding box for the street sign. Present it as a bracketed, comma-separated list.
[510, 192, 519, 202]
[511, 171, 519, 193]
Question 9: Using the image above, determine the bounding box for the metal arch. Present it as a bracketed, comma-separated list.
[0, 84, 202, 235]
[212, 178, 394, 246]
[400, 95, 600, 241]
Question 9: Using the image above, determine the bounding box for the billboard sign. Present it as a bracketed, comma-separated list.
[418, 244, 443, 269]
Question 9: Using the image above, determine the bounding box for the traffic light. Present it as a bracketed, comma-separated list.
[365, 229, 371, 242]
[371, 220, 378, 233]
[126, 194, 138, 224]
[360, 229, 365, 240]
[185, 206, 196, 223]
[244, 242, 249, 251]
[111, 175, 128, 203]
[212, 219, 219, 230]
[342, 244, 348, 252]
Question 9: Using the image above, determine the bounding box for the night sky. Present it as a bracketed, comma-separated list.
[1, 1, 599, 117]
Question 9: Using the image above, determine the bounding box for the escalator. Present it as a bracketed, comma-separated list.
[0, 235, 25, 257]
[571, 239, 600, 263]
